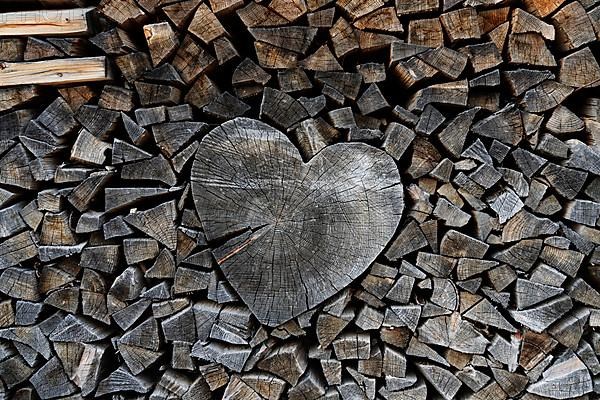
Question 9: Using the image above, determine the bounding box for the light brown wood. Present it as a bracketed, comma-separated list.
[188, 3, 226, 44]
[0, 56, 110, 87]
[0, 8, 93, 37]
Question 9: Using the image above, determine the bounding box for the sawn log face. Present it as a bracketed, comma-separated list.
[191, 117, 403, 326]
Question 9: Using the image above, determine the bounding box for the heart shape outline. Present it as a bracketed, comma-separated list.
[191, 118, 403, 326]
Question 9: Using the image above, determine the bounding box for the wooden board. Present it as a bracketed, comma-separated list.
[0, 8, 93, 36]
[0, 56, 110, 86]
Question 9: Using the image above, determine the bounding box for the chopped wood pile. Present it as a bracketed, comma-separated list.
[0, 0, 600, 399]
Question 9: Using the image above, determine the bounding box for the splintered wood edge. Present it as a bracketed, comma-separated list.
[0, 57, 112, 87]
[0, 8, 94, 37]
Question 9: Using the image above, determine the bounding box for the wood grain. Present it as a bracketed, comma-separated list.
[0, 56, 110, 87]
[0, 8, 93, 36]
[192, 117, 403, 326]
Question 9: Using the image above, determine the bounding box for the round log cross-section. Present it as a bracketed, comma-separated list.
[191, 117, 404, 326]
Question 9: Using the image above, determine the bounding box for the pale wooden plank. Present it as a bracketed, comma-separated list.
[0, 57, 111, 87]
[0, 8, 93, 37]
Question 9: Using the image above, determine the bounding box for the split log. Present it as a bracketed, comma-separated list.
[408, 18, 443, 47]
[527, 352, 592, 398]
[508, 33, 556, 67]
[96, 366, 153, 396]
[0, 86, 40, 112]
[464, 298, 516, 332]
[396, 0, 438, 15]
[552, 2, 596, 51]
[521, 80, 574, 113]
[0, 232, 37, 268]
[511, 295, 573, 333]
[419, 47, 468, 80]
[192, 118, 403, 326]
[29, 357, 77, 399]
[188, 4, 226, 44]
[440, 7, 481, 43]
[407, 80, 468, 111]
[1, 0, 600, 398]
[256, 342, 306, 385]
[416, 363, 462, 400]
[329, 17, 359, 58]
[144, 22, 179, 67]
[512, 8, 555, 40]
[333, 333, 371, 360]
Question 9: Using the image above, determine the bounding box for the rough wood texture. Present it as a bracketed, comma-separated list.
[192, 118, 403, 326]
[0, 8, 93, 36]
[0, 57, 111, 87]
[1, 0, 600, 399]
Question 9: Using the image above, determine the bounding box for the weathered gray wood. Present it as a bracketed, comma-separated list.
[29, 357, 77, 399]
[521, 81, 574, 113]
[96, 366, 153, 396]
[321, 359, 342, 386]
[393, 57, 437, 88]
[527, 351, 592, 398]
[511, 295, 573, 334]
[385, 220, 427, 261]
[540, 245, 584, 277]
[471, 104, 523, 146]
[437, 108, 479, 158]
[419, 47, 468, 79]
[568, 278, 600, 308]
[333, 332, 371, 360]
[559, 47, 600, 88]
[49, 314, 112, 343]
[317, 311, 353, 348]
[456, 258, 497, 281]
[549, 308, 589, 350]
[0, 267, 39, 301]
[415, 105, 445, 136]
[0, 143, 37, 190]
[491, 368, 528, 397]
[464, 298, 516, 332]
[440, 230, 489, 258]
[515, 278, 564, 310]
[192, 341, 252, 373]
[433, 198, 471, 227]
[416, 363, 461, 400]
[3, 1, 600, 397]
[0, 232, 37, 269]
[407, 80, 468, 112]
[357, 83, 389, 115]
[124, 201, 177, 250]
[192, 117, 403, 326]
[488, 334, 519, 372]
[255, 341, 306, 385]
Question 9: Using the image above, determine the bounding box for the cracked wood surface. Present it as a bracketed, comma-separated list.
[192, 117, 403, 326]
[2, 0, 600, 398]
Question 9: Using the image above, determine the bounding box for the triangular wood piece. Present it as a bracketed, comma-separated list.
[299, 45, 342, 71]
[146, 249, 176, 279]
[124, 200, 178, 250]
[463, 298, 517, 332]
[163, 0, 202, 29]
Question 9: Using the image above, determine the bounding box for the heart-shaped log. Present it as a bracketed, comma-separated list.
[191, 118, 403, 326]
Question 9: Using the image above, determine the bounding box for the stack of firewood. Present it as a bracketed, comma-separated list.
[1, 0, 600, 398]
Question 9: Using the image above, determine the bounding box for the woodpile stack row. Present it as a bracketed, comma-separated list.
[0, 0, 600, 398]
